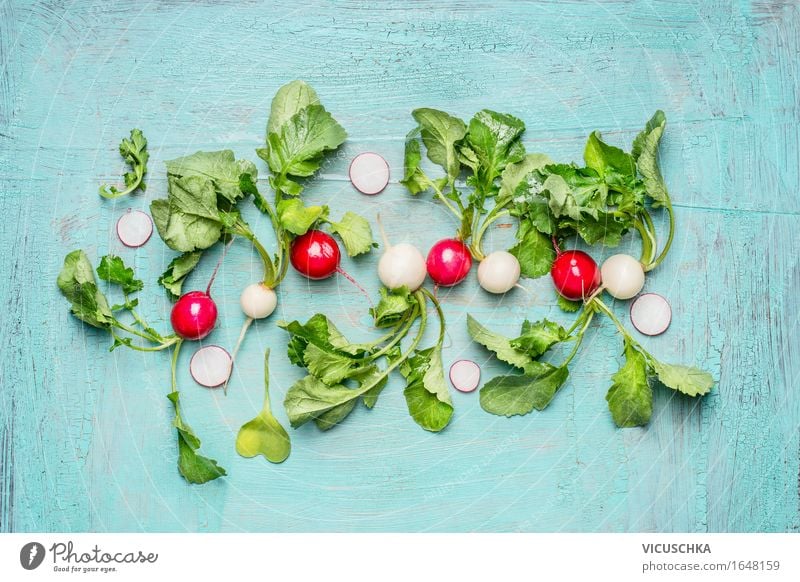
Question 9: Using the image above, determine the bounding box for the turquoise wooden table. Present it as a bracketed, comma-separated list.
[1, 0, 798, 533]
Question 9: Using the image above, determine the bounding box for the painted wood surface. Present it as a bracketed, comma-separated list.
[1, 0, 798, 532]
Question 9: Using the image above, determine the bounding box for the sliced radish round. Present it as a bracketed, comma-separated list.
[449, 359, 481, 393]
[349, 152, 390, 195]
[189, 345, 232, 388]
[116, 209, 153, 248]
[630, 293, 672, 336]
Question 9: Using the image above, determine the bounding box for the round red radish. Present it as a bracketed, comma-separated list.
[630, 293, 672, 336]
[116, 209, 153, 248]
[449, 360, 481, 393]
[171, 291, 218, 340]
[426, 238, 472, 287]
[290, 230, 341, 280]
[550, 250, 601, 300]
[349, 152, 390, 195]
[190, 345, 232, 388]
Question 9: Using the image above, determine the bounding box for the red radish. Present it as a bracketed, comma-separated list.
[449, 360, 481, 393]
[171, 291, 218, 340]
[116, 209, 153, 248]
[349, 152, 390, 195]
[190, 345, 232, 388]
[550, 249, 601, 301]
[426, 238, 472, 287]
[290, 230, 341, 280]
[630, 293, 672, 336]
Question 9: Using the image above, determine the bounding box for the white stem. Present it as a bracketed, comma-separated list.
[376, 213, 391, 249]
[223, 316, 253, 395]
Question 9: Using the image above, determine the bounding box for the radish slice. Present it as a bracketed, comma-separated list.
[630, 293, 672, 336]
[349, 152, 390, 195]
[189, 345, 232, 388]
[449, 359, 481, 393]
[116, 209, 153, 248]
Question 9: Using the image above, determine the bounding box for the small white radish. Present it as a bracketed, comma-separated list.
[478, 251, 520, 294]
[630, 293, 672, 336]
[240, 283, 277, 319]
[190, 345, 232, 388]
[376, 214, 426, 291]
[450, 360, 481, 393]
[601, 254, 645, 300]
[349, 152, 390, 195]
[225, 283, 279, 393]
[116, 209, 153, 248]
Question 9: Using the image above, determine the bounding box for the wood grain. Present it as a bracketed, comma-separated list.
[0, 0, 798, 532]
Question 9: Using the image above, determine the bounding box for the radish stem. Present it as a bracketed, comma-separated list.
[645, 199, 675, 271]
[224, 317, 254, 394]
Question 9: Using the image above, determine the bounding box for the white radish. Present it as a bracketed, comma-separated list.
[477, 251, 520, 294]
[190, 345, 232, 388]
[116, 209, 153, 248]
[225, 283, 278, 393]
[630, 293, 672, 336]
[349, 152, 390, 195]
[240, 283, 277, 319]
[376, 214, 427, 291]
[601, 254, 645, 300]
[449, 360, 481, 393]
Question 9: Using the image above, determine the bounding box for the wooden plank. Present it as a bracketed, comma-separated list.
[1, 0, 798, 532]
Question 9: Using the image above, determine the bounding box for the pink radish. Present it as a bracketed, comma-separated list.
[630, 293, 672, 336]
[349, 152, 390, 195]
[550, 247, 601, 301]
[449, 360, 481, 393]
[190, 345, 233, 388]
[171, 291, 218, 340]
[426, 238, 472, 287]
[116, 209, 153, 248]
[290, 230, 341, 280]
[601, 254, 645, 300]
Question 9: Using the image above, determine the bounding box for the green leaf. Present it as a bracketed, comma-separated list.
[151, 176, 222, 252]
[277, 198, 328, 236]
[96, 255, 143, 295]
[459, 109, 526, 195]
[370, 286, 415, 328]
[479, 364, 569, 416]
[584, 131, 635, 177]
[165, 150, 257, 204]
[328, 211, 375, 257]
[510, 318, 567, 358]
[158, 251, 203, 299]
[510, 175, 557, 235]
[57, 250, 114, 329]
[400, 346, 453, 432]
[236, 350, 291, 463]
[167, 391, 226, 484]
[497, 153, 553, 203]
[632, 110, 669, 206]
[314, 399, 359, 431]
[467, 314, 532, 370]
[545, 174, 582, 220]
[99, 129, 148, 199]
[651, 361, 714, 397]
[411, 108, 467, 180]
[267, 80, 320, 135]
[261, 104, 347, 194]
[279, 314, 371, 370]
[557, 295, 582, 313]
[575, 211, 628, 247]
[355, 365, 389, 409]
[283, 375, 361, 428]
[399, 131, 429, 194]
[508, 220, 555, 278]
[605, 340, 652, 428]
[302, 342, 365, 386]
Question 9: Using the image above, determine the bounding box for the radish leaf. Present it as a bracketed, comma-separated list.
[158, 251, 203, 300]
[479, 365, 569, 416]
[277, 198, 328, 236]
[99, 129, 148, 199]
[328, 211, 376, 257]
[510, 318, 568, 358]
[467, 314, 532, 370]
[508, 220, 554, 278]
[400, 346, 453, 432]
[605, 340, 652, 428]
[97, 255, 143, 295]
[168, 391, 227, 484]
[651, 361, 714, 397]
[165, 150, 257, 205]
[411, 108, 466, 180]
